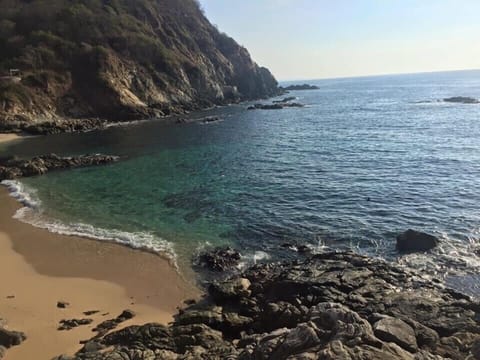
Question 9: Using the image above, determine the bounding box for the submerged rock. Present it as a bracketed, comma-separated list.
[444, 96, 480, 104]
[56, 252, 480, 359]
[0, 154, 119, 181]
[396, 229, 439, 252]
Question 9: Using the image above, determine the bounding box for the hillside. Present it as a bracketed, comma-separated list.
[0, 0, 279, 129]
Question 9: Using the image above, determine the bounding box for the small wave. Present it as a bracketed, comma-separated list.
[1, 179, 177, 263]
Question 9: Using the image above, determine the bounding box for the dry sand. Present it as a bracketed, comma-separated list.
[0, 188, 200, 359]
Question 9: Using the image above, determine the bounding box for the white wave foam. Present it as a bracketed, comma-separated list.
[1, 180, 177, 263]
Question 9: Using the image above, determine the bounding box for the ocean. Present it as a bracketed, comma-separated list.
[3, 69, 480, 292]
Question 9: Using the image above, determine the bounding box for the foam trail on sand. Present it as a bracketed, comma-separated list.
[1, 179, 177, 263]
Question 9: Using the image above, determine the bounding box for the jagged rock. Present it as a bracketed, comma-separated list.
[396, 229, 439, 252]
[444, 96, 479, 104]
[57, 252, 480, 359]
[374, 317, 418, 352]
[197, 247, 241, 272]
[0, 327, 26, 348]
[0, 154, 119, 181]
[209, 278, 251, 302]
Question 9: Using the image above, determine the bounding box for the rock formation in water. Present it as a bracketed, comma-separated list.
[0, 0, 280, 132]
[281, 84, 320, 91]
[0, 153, 118, 180]
[54, 252, 480, 359]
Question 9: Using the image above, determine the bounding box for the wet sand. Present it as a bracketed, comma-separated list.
[0, 188, 200, 359]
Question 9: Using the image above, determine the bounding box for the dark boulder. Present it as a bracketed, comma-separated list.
[0, 327, 26, 348]
[396, 229, 439, 252]
[197, 247, 241, 272]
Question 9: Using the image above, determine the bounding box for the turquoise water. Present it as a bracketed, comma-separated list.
[3, 69, 480, 278]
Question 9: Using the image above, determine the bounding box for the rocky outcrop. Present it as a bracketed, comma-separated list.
[247, 102, 304, 110]
[281, 84, 320, 91]
[0, 153, 118, 181]
[396, 229, 439, 253]
[196, 247, 241, 272]
[0, 0, 280, 129]
[444, 97, 480, 104]
[55, 252, 480, 359]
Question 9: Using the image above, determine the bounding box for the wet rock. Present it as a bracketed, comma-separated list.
[444, 96, 479, 104]
[197, 247, 241, 272]
[396, 229, 439, 252]
[0, 327, 26, 348]
[58, 319, 93, 331]
[374, 317, 418, 352]
[0, 154, 119, 181]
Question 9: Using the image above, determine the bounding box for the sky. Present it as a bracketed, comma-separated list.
[200, 0, 480, 80]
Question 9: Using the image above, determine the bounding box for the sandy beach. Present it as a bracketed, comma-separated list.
[0, 133, 23, 144]
[0, 188, 200, 359]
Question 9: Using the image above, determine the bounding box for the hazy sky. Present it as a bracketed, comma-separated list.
[200, 0, 480, 80]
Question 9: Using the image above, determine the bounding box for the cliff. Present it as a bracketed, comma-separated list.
[0, 0, 279, 130]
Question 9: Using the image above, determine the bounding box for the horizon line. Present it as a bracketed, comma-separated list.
[277, 67, 480, 83]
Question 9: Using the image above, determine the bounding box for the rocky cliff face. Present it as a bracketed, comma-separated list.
[0, 0, 279, 128]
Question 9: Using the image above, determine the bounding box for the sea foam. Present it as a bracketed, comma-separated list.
[1, 179, 177, 263]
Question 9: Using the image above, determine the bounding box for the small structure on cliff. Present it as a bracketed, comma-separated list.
[0, 69, 22, 84]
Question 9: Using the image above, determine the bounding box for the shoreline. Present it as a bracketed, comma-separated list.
[0, 187, 200, 359]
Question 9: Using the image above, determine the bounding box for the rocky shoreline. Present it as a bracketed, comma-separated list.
[0, 153, 119, 181]
[53, 251, 480, 359]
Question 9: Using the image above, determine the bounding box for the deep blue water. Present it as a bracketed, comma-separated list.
[3, 69, 480, 279]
